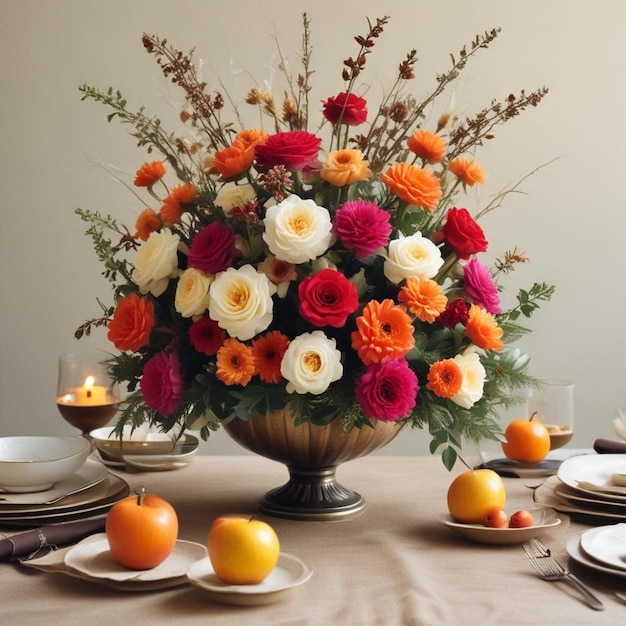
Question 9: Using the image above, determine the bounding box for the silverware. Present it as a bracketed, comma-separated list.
[522, 538, 604, 611]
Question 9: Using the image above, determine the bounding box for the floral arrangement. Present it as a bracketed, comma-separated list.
[77, 15, 554, 468]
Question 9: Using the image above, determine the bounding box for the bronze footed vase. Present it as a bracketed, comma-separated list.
[222, 408, 403, 521]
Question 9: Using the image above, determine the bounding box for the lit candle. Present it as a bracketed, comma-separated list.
[59, 376, 116, 406]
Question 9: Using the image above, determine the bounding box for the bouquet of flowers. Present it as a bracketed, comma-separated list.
[76, 15, 554, 469]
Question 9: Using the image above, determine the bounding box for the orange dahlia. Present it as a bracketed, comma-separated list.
[134, 208, 162, 241]
[407, 130, 446, 163]
[448, 157, 486, 187]
[252, 330, 290, 383]
[134, 160, 166, 187]
[351, 299, 415, 365]
[160, 182, 198, 226]
[398, 277, 448, 324]
[380, 162, 442, 211]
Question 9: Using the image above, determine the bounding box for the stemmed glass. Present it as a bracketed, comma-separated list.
[56, 351, 120, 438]
[525, 380, 575, 450]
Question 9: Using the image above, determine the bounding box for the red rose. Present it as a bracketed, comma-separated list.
[298, 268, 359, 328]
[439, 207, 488, 259]
[188, 222, 239, 274]
[254, 131, 321, 171]
[322, 92, 368, 126]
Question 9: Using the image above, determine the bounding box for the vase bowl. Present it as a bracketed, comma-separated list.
[223, 408, 403, 521]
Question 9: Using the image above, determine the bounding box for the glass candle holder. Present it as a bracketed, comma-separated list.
[526, 380, 575, 450]
[56, 351, 120, 437]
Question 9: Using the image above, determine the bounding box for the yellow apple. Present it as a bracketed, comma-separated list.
[207, 515, 280, 585]
[447, 469, 506, 523]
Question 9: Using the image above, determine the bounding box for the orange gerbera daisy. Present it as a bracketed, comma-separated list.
[380, 162, 442, 211]
[448, 157, 486, 187]
[465, 304, 504, 351]
[426, 359, 463, 398]
[320, 149, 372, 187]
[407, 130, 446, 163]
[134, 160, 166, 187]
[252, 330, 290, 383]
[159, 182, 198, 226]
[134, 208, 162, 241]
[398, 277, 448, 324]
[351, 299, 415, 365]
[216, 338, 255, 386]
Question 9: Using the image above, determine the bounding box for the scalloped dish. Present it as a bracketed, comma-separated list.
[444, 508, 561, 544]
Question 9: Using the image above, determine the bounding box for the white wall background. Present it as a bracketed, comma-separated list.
[1, 0, 625, 456]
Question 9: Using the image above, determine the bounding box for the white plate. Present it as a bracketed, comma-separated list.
[443, 508, 561, 545]
[65, 533, 206, 583]
[534, 476, 626, 522]
[557, 454, 626, 500]
[579, 524, 626, 571]
[566, 534, 626, 579]
[554, 482, 626, 511]
[187, 553, 313, 606]
[0, 459, 107, 505]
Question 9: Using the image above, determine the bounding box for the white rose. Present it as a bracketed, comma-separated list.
[132, 230, 180, 297]
[214, 183, 257, 216]
[208, 264, 276, 340]
[262, 194, 335, 264]
[174, 268, 213, 318]
[451, 351, 486, 409]
[383, 232, 443, 284]
[281, 330, 343, 395]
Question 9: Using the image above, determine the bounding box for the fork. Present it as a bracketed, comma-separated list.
[522, 538, 604, 611]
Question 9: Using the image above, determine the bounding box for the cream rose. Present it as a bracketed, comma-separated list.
[262, 194, 335, 264]
[280, 330, 343, 395]
[214, 183, 257, 216]
[174, 268, 212, 318]
[132, 229, 180, 297]
[383, 232, 443, 284]
[208, 264, 276, 340]
[451, 351, 486, 409]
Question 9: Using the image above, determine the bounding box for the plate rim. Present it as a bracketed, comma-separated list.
[187, 552, 313, 597]
[557, 454, 626, 500]
[579, 523, 626, 571]
[565, 533, 626, 579]
[64, 533, 207, 583]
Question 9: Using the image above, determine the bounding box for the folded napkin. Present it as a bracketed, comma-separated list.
[0, 516, 105, 561]
[593, 438, 626, 454]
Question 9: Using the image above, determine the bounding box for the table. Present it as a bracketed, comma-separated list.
[1, 455, 624, 625]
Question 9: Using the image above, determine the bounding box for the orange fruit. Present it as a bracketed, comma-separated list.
[501, 413, 550, 463]
[447, 469, 506, 523]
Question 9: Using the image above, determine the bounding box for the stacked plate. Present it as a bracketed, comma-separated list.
[534, 454, 626, 524]
[0, 459, 130, 527]
[566, 524, 626, 578]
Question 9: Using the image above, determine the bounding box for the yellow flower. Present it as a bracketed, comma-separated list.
[320, 149, 371, 187]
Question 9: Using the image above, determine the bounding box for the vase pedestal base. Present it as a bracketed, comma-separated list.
[258, 465, 366, 521]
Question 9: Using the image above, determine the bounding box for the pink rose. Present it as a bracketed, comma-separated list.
[334, 200, 392, 258]
[463, 258, 502, 314]
[438, 207, 488, 259]
[355, 359, 418, 421]
[254, 131, 321, 171]
[322, 92, 368, 126]
[140, 351, 184, 416]
[298, 268, 359, 328]
[188, 222, 239, 274]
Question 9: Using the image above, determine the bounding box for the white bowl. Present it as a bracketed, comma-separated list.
[90, 426, 180, 462]
[0, 436, 91, 493]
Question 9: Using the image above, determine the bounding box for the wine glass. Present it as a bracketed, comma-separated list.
[525, 380, 575, 450]
[56, 351, 120, 438]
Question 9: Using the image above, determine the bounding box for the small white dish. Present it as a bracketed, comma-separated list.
[90, 426, 177, 462]
[557, 454, 626, 501]
[123, 435, 199, 472]
[579, 524, 626, 571]
[65, 533, 207, 583]
[566, 534, 626, 579]
[0, 458, 107, 506]
[443, 508, 561, 544]
[187, 553, 313, 606]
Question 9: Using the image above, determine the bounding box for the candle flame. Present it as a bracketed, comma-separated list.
[84, 376, 95, 389]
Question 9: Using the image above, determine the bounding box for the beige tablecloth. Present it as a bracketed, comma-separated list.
[1, 455, 624, 625]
